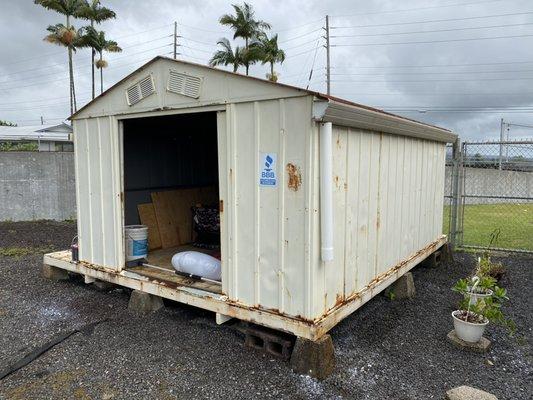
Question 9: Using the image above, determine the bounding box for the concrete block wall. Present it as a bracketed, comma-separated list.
[444, 166, 533, 204]
[0, 152, 76, 221]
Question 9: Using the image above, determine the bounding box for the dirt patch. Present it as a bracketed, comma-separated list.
[0, 221, 76, 251]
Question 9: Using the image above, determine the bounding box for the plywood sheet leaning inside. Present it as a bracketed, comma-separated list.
[151, 186, 218, 248]
[137, 203, 162, 250]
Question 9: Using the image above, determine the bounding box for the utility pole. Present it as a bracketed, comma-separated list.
[40, 116, 44, 125]
[325, 15, 331, 95]
[173, 21, 178, 59]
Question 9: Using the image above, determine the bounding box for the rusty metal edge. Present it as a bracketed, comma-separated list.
[43, 235, 446, 341]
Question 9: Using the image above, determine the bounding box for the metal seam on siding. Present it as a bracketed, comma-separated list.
[398, 137, 406, 264]
[97, 118, 106, 266]
[374, 133, 383, 279]
[343, 127, 349, 298]
[278, 98, 286, 313]
[110, 117, 120, 269]
[229, 104, 238, 299]
[304, 112, 315, 319]
[253, 101, 260, 306]
[73, 122, 82, 259]
[84, 119, 94, 263]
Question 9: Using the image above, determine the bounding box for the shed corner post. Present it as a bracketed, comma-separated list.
[319, 121, 334, 262]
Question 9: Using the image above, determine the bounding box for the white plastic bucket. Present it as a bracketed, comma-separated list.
[125, 225, 148, 261]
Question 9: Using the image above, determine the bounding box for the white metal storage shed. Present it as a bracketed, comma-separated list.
[44, 56, 456, 341]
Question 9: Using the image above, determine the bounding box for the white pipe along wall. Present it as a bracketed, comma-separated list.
[320, 121, 334, 262]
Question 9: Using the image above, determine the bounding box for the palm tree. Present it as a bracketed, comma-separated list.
[82, 26, 122, 94]
[77, 0, 116, 100]
[35, 0, 86, 115]
[210, 38, 245, 73]
[252, 34, 285, 82]
[219, 2, 271, 75]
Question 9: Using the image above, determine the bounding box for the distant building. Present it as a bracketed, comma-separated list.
[0, 122, 73, 151]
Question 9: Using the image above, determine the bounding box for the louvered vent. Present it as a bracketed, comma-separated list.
[126, 75, 155, 106]
[167, 70, 202, 99]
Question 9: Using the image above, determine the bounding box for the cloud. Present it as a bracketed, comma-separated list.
[1, 0, 532, 140]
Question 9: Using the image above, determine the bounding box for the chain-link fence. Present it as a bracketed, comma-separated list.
[445, 140, 533, 253]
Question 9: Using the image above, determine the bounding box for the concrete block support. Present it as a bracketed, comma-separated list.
[290, 334, 335, 379]
[446, 385, 498, 400]
[128, 290, 164, 314]
[447, 330, 491, 353]
[93, 280, 116, 291]
[42, 264, 69, 281]
[385, 272, 416, 300]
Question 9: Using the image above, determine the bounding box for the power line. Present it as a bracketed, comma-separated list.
[330, 77, 533, 82]
[331, 33, 533, 47]
[330, 11, 533, 29]
[2, 23, 173, 68]
[333, 92, 533, 96]
[330, 68, 533, 76]
[330, 0, 506, 18]
[330, 60, 533, 69]
[0, 46, 170, 91]
[330, 22, 533, 38]
[0, 36, 172, 84]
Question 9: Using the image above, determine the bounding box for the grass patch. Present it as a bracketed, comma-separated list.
[444, 203, 533, 251]
[0, 246, 56, 258]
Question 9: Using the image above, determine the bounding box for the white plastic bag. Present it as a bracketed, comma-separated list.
[171, 251, 221, 281]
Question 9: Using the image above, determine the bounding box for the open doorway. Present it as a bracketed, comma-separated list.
[122, 111, 222, 294]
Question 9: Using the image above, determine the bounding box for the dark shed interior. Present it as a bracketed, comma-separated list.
[123, 112, 219, 225]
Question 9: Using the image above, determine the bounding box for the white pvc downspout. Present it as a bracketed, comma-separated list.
[319, 121, 334, 262]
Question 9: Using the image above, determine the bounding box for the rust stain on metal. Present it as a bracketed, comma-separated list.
[219, 199, 224, 213]
[376, 212, 381, 229]
[317, 237, 444, 321]
[286, 163, 302, 191]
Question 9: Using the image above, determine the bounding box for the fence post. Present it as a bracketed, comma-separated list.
[449, 138, 462, 250]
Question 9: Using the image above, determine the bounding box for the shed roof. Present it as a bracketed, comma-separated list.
[0, 122, 72, 142]
[71, 56, 456, 143]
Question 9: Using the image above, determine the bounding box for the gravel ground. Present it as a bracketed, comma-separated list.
[0, 221, 531, 399]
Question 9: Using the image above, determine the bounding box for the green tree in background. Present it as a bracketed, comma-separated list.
[35, 0, 87, 115]
[252, 33, 285, 82]
[77, 0, 116, 100]
[219, 2, 271, 75]
[81, 27, 122, 94]
[210, 38, 245, 72]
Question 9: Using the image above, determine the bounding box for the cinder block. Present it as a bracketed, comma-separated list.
[243, 324, 294, 360]
[42, 264, 69, 281]
[446, 385, 498, 400]
[128, 290, 164, 314]
[447, 330, 491, 353]
[290, 334, 335, 380]
[386, 272, 416, 300]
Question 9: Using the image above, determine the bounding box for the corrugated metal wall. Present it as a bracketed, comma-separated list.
[315, 126, 446, 315]
[73, 117, 123, 270]
[72, 99, 446, 322]
[219, 96, 316, 320]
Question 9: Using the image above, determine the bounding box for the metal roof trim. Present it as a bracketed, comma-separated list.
[313, 98, 457, 143]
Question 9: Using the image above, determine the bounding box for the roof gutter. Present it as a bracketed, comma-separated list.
[313, 98, 457, 143]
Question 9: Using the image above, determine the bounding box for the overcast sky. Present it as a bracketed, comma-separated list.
[1, 0, 533, 140]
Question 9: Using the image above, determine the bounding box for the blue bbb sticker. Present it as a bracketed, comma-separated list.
[259, 152, 277, 187]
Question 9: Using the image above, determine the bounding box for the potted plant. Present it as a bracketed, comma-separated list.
[452, 275, 495, 305]
[451, 276, 514, 343]
[477, 253, 507, 282]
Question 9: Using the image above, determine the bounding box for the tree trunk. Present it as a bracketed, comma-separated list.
[66, 15, 74, 115]
[100, 52, 104, 94]
[245, 37, 249, 75]
[91, 20, 95, 100]
[270, 62, 274, 80]
[69, 46, 77, 112]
